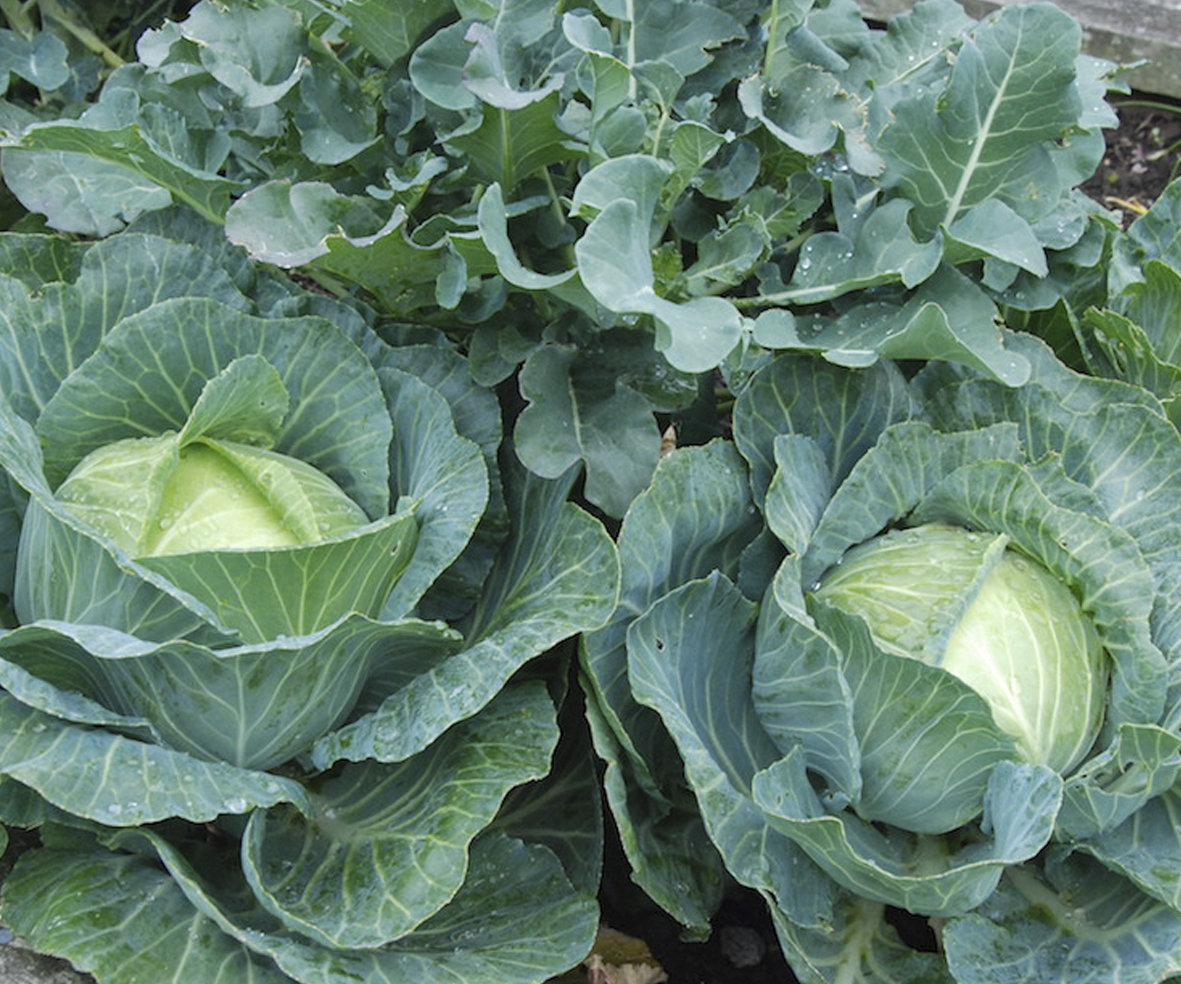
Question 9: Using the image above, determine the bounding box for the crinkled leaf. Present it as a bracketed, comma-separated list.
[733, 354, 911, 506]
[2, 844, 294, 984]
[243, 681, 558, 947]
[944, 857, 1181, 984]
[753, 749, 1060, 916]
[313, 462, 618, 767]
[1058, 724, 1181, 841]
[0, 616, 459, 771]
[0, 693, 310, 825]
[627, 573, 835, 929]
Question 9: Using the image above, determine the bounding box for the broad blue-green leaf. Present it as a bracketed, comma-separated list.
[378, 368, 489, 618]
[243, 681, 558, 948]
[2, 844, 294, 984]
[1058, 724, 1181, 841]
[733, 354, 911, 506]
[498, 679, 604, 896]
[0, 616, 459, 770]
[137, 510, 418, 643]
[630, 1, 744, 76]
[679, 219, 766, 296]
[515, 342, 659, 518]
[137, 825, 597, 984]
[571, 153, 670, 222]
[628, 574, 835, 929]
[815, 602, 1020, 835]
[296, 56, 379, 165]
[582, 442, 759, 930]
[226, 182, 495, 311]
[225, 182, 403, 268]
[1110, 180, 1181, 294]
[577, 198, 742, 372]
[1, 119, 243, 231]
[738, 65, 880, 176]
[337, 0, 454, 65]
[752, 749, 1060, 916]
[447, 92, 580, 191]
[1091, 262, 1181, 413]
[177, 355, 289, 449]
[943, 857, 1181, 984]
[0, 233, 248, 425]
[460, 22, 565, 110]
[877, 3, 1084, 235]
[477, 183, 575, 290]
[564, 12, 631, 123]
[0, 233, 84, 291]
[313, 463, 618, 767]
[763, 434, 831, 555]
[751, 589, 859, 809]
[0, 693, 310, 825]
[844, 0, 971, 102]
[168, 2, 306, 107]
[0, 28, 70, 92]
[408, 19, 479, 110]
[797, 267, 1031, 386]
[943, 199, 1047, 276]
[772, 199, 943, 306]
[1078, 783, 1181, 911]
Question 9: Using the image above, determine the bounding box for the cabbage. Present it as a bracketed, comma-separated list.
[0, 227, 617, 982]
[584, 344, 1181, 983]
[815, 523, 1107, 775]
[52, 434, 369, 558]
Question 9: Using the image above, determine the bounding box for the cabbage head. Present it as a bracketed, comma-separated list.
[0, 223, 618, 984]
[582, 339, 1181, 983]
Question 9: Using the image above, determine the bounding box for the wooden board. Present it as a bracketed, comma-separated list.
[857, 0, 1181, 98]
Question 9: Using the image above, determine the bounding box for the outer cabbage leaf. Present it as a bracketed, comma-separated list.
[580, 442, 761, 931]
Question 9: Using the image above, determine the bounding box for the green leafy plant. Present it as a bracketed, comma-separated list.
[0, 0, 1128, 515]
[0, 217, 620, 983]
[582, 329, 1181, 981]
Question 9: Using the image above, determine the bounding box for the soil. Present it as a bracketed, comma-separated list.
[1082, 95, 1181, 221]
[1, 95, 1180, 984]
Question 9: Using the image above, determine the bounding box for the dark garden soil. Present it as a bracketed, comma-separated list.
[1, 94, 1180, 984]
[1082, 94, 1181, 221]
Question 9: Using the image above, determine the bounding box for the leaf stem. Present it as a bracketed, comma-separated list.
[0, 0, 36, 37]
[40, 0, 125, 68]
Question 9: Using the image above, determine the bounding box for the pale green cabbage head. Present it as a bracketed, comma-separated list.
[56, 433, 369, 557]
[814, 523, 1107, 775]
